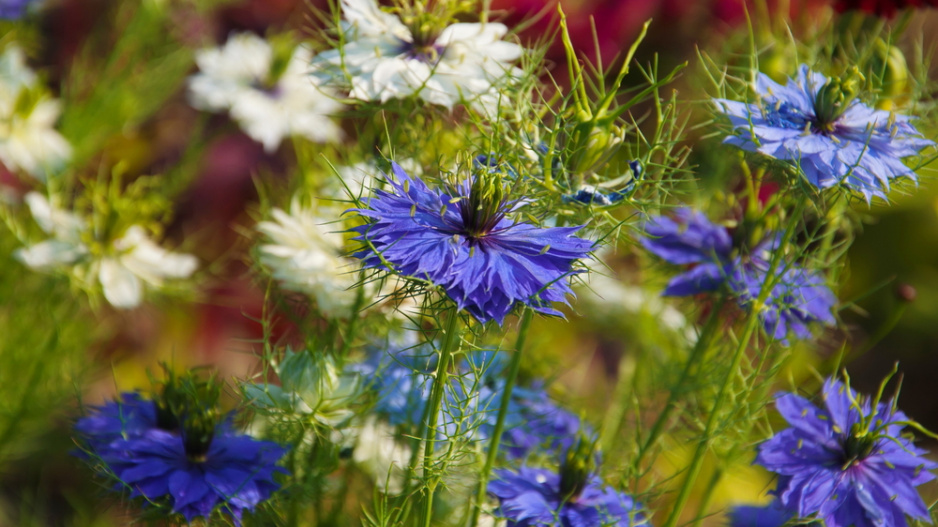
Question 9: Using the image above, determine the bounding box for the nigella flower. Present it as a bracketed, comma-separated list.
[76, 375, 288, 525]
[640, 208, 836, 342]
[0, 0, 33, 19]
[0, 45, 71, 179]
[728, 501, 796, 527]
[488, 466, 645, 527]
[15, 192, 198, 308]
[756, 377, 936, 527]
[640, 208, 733, 296]
[188, 32, 343, 152]
[500, 386, 586, 460]
[310, 0, 523, 111]
[74, 392, 159, 453]
[350, 163, 593, 325]
[714, 65, 934, 201]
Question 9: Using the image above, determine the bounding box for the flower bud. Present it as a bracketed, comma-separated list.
[869, 40, 908, 100]
[559, 434, 597, 502]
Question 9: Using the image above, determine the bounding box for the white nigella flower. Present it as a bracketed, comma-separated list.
[188, 32, 343, 152]
[0, 46, 71, 179]
[14, 192, 198, 309]
[311, 0, 523, 110]
[256, 199, 361, 316]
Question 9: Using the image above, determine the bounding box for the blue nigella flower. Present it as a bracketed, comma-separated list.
[501, 385, 586, 461]
[640, 208, 733, 296]
[714, 64, 934, 201]
[102, 427, 288, 525]
[756, 377, 936, 527]
[728, 501, 796, 527]
[350, 162, 593, 325]
[0, 0, 32, 19]
[74, 375, 288, 525]
[488, 466, 645, 527]
[74, 392, 160, 453]
[641, 208, 836, 342]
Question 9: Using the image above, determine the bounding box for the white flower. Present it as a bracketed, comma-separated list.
[324, 158, 422, 200]
[256, 200, 360, 316]
[14, 192, 198, 308]
[311, 0, 523, 110]
[188, 32, 343, 152]
[0, 46, 71, 179]
[352, 416, 412, 493]
[96, 226, 199, 308]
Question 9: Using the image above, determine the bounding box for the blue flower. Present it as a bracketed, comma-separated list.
[74, 392, 160, 453]
[102, 427, 288, 525]
[75, 382, 288, 526]
[714, 65, 934, 201]
[731, 262, 837, 342]
[728, 501, 795, 527]
[488, 466, 645, 527]
[350, 162, 593, 325]
[641, 209, 836, 342]
[756, 377, 936, 527]
[501, 386, 586, 460]
[640, 208, 733, 296]
[0, 0, 32, 19]
[562, 161, 644, 207]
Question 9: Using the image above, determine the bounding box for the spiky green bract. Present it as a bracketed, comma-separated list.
[349, 162, 593, 325]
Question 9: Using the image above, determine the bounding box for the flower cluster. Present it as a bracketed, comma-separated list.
[714, 65, 934, 201]
[188, 32, 343, 152]
[75, 384, 288, 525]
[310, 0, 523, 112]
[350, 162, 593, 325]
[756, 378, 936, 527]
[641, 208, 836, 342]
[488, 466, 644, 527]
[15, 192, 198, 308]
[0, 45, 71, 179]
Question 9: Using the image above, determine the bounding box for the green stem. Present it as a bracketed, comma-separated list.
[469, 308, 535, 527]
[419, 308, 462, 527]
[691, 466, 724, 527]
[633, 295, 727, 467]
[662, 202, 805, 527]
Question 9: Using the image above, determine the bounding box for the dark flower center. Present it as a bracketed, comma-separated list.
[398, 36, 445, 65]
[154, 368, 222, 462]
[840, 424, 877, 467]
[251, 79, 284, 100]
[453, 172, 509, 244]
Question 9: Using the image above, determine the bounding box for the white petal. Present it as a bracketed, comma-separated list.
[99, 258, 143, 309]
[15, 240, 87, 269]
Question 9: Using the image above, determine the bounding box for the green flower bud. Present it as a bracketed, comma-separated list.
[814, 66, 864, 130]
[869, 40, 908, 100]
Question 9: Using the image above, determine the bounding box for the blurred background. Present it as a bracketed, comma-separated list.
[2, 0, 938, 525]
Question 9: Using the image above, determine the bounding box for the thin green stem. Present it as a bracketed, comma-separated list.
[469, 308, 535, 527]
[633, 295, 727, 467]
[662, 202, 806, 527]
[419, 308, 462, 527]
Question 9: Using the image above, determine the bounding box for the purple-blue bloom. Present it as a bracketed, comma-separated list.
[102, 428, 288, 525]
[75, 389, 288, 526]
[641, 208, 836, 342]
[74, 392, 159, 452]
[640, 208, 733, 296]
[756, 377, 936, 527]
[488, 466, 645, 527]
[714, 65, 934, 201]
[350, 162, 593, 325]
[0, 0, 32, 19]
[501, 386, 585, 460]
[728, 501, 795, 527]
